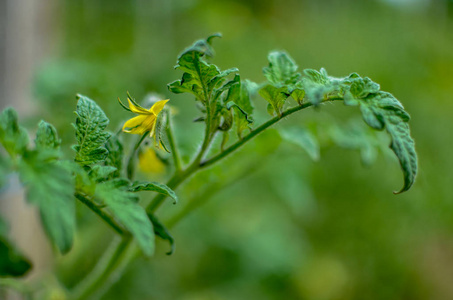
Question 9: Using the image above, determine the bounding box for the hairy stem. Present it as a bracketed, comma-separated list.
[75, 193, 126, 235]
[166, 114, 182, 171]
[126, 132, 148, 180]
[200, 100, 339, 169]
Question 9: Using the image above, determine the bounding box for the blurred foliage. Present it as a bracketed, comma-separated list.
[26, 0, 453, 299]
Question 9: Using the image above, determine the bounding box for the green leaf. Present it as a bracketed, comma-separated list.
[130, 181, 178, 204]
[303, 68, 329, 84]
[225, 77, 254, 138]
[148, 214, 175, 255]
[259, 84, 289, 116]
[154, 109, 170, 153]
[348, 76, 380, 98]
[360, 105, 385, 130]
[35, 120, 61, 151]
[0, 108, 29, 156]
[105, 134, 124, 179]
[263, 51, 301, 86]
[279, 127, 320, 161]
[291, 86, 305, 105]
[208, 68, 239, 95]
[0, 218, 32, 277]
[171, 35, 222, 102]
[88, 165, 117, 183]
[18, 151, 75, 254]
[73, 95, 111, 166]
[386, 121, 417, 194]
[95, 180, 155, 256]
[355, 92, 417, 192]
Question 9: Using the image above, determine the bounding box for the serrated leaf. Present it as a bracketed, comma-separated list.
[88, 165, 117, 183]
[360, 105, 385, 130]
[303, 68, 329, 84]
[356, 92, 417, 192]
[263, 51, 301, 86]
[0, 217, 32, 277]
[291, 87, 305, 105]
[259, 84, 289, 116]
[105, 134, 124, 179]
[386, 121, 417, 194]
[0, 108, 29, 156]
[172, 35, 221, 102]
[349, 76, 380, 98]
[224, 77, 254, 138]
[130, 181, 178, 204]
[148, 214, 175, 255]
[219, 108, 233, 132]
[280, 127, 320, 161]
[208, 68, 239, 95]
[18, 151, 75, 254]
[35, 120, 61, 151]
[95, 180, 155, 256]
[73, 95, 111, 166]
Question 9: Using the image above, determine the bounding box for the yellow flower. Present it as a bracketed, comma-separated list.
[138, 147, 165, 174]
[121, 98, 169, 137]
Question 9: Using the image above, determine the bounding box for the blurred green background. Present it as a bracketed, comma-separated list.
[3, 0, 453, 299]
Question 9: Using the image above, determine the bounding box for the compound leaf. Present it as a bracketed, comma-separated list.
[263, 51, 301, 86]
[18, 151, 75, 254]
[95, 180, 155, 256]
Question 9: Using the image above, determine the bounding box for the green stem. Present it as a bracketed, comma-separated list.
[126, 132, 148, 180]
[70, 237, 133, 300]
[166, 114, 182, 171]
[200, 100, 338, 169]
[146, 158, 199, 213]
[75, 193, 126, 235]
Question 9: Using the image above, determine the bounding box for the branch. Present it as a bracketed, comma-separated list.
[75, 192, 126, 235]
[199, 101, 335, 169]
[166, 113, 182, 172]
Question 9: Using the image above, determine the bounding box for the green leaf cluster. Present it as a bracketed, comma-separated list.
[256, 50, 417, 193]
[168, 34, 255, 144]
[259, 51, 304, 116]
[0, 108, 75, 261]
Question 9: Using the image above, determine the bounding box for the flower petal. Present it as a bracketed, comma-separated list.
[150, 99, 169, 116]
[122, 115, 149, 134]
[128, 99, 151, 115]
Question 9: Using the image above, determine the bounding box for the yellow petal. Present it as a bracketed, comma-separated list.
[148, 118, 158, 138]
[122, 115, 149, 134]
[138, 147, 165, 174]
[150, 99, 169, 116]
[128, 98, 151, 115]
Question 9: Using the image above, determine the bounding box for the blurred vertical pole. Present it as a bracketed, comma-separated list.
[1, 1, 58, 298]
[3, 0, 36, 112]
